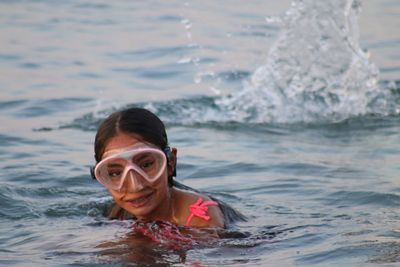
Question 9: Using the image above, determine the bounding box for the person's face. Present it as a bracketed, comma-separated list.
[101, 132, 170, 220]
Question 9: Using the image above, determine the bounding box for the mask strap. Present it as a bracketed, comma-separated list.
[90, 166, 96, 180]
[163, 146, 176, 178]
[163, 146, 172, 161]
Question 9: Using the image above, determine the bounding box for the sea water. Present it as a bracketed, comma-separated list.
[1, 0, 400, 266]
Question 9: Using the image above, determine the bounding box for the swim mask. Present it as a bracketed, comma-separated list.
[94, 143, 168, 192]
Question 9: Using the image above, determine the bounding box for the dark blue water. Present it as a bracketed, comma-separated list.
[1, 0, 400, 266]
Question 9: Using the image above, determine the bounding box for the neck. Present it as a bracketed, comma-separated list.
[145, 187, 177, 223]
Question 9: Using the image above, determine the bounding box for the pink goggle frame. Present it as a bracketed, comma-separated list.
[94, 143, 167, 191]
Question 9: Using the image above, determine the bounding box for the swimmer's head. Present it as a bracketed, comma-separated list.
[93, 107, 176, 186]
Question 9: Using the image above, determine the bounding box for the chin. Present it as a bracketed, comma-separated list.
[121, 195, 160, 220]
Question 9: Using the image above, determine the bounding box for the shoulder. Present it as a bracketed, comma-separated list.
[172, 188, 225, 228]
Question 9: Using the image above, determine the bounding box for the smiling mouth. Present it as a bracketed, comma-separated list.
[127, 191, 154, 208]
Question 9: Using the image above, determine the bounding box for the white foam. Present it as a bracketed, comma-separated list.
[216, 0, 398, 123]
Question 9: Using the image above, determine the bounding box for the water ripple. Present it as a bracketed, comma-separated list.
[297, 241, 400, 265]
[108, 45, 198, 61]
[324, 190, 400, 207]
[43, 91, 400, 133]
[6, 97, 92, 118]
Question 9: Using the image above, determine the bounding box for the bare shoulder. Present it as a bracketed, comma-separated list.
[172, 188, 224, 228]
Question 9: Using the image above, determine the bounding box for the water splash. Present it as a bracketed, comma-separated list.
[216, 0, 399, 123]
[52, 0, 400, 132]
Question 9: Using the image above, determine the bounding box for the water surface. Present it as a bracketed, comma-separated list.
[1, 0, 400, 266]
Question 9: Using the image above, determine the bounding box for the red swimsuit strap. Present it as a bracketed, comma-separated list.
[185, 197, 218, 226]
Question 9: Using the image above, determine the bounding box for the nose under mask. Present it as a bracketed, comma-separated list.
[120, 171, 145, 193]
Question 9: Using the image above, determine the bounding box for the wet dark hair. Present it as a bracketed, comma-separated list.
[92, 107, 175, 186]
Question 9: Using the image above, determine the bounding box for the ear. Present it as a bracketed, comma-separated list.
[167, 148, 177, 178]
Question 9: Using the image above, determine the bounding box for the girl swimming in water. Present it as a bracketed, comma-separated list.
[91, 107, 243, 228]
